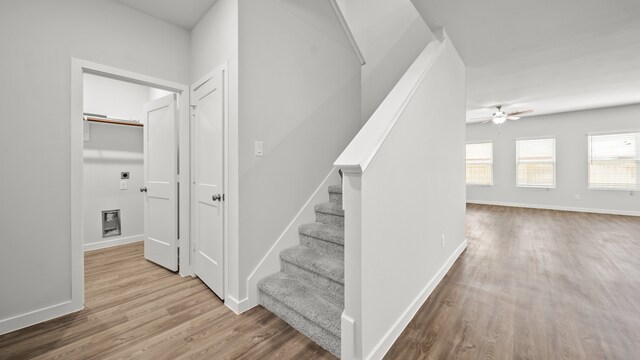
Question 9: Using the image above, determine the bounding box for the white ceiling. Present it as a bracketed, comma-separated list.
[411, 0, 640, 122]
[114, 0, 217, 30]
[113, 0, 640, 121]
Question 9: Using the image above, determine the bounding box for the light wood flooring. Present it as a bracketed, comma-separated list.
[0, 242, 335, 360]
[386, 204, 640, 359]
[1, 205, 639, 359]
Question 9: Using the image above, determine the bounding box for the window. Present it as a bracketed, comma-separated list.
[588, 132, 640, 190]
[466, 142, 493, 185]
[516, 138, 556, 188]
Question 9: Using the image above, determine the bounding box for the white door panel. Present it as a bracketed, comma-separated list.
[143, 94, 178, 271]
[193, 72, 224, 299]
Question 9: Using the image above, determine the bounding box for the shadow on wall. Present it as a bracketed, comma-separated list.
[280, 0, 357, 57]
[236, 0, 363, 301]
[362, 17, 433, 122]
[239, 72, 361, 297]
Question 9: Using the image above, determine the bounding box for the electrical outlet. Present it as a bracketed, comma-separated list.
[573, 194, 581, 201]
[120, 180, 128, 190]
[441, 235, 445, 248]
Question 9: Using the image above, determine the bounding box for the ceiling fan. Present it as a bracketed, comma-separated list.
[472, 106, 533, 125]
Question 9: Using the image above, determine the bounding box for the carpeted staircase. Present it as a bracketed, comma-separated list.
[258, 184, 344, 358]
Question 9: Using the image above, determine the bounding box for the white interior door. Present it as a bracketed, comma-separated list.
[143, 94, 179, 271]
[193, 72, 224, 299]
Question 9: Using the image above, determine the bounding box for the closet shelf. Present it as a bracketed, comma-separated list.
[84, 116, 143, 127]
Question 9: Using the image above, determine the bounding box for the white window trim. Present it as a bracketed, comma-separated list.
[586, 130, 640, 192]
[515, 137, 557, 189]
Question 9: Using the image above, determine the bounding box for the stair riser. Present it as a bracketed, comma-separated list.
[316, 212, 344, 228]
[281, 261, 344, 302]
[259, 291, 341, 358]
[329, 192, 342, 205]
[300, 234, 344, 260]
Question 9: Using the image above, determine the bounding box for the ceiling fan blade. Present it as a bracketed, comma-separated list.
[507, 109, 533, 117]
[507, 116, 520, 120]
[481, 119, 493, 124]
[470, 116, 492, 121]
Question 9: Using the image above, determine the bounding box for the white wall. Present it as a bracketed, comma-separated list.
[467, 104, 640, 215]
[342, 0, 434, 122]
[190, 0, 238, 83]
[359, 38, 466, 358]
[148, 88, 174, 104]
[84, 73, 151, 122]
[237, 0, 362, 303]
[0, 0, 189, 334]
[190, 0, 242, 307]
[83, 123, 144, 249]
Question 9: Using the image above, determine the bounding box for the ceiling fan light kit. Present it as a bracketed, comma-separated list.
[473, 105, 534, 131]
[492, 111, 507, 124]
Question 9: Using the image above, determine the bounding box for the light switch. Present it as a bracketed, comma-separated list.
[255, 141, 264, 157]
[120, 180, 128, 190]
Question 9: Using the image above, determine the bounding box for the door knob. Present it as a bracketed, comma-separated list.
[212, 194, 222, 201]
[140, 187, 147, 193]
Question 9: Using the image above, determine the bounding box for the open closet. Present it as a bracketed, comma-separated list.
[82, 74, 172, 251]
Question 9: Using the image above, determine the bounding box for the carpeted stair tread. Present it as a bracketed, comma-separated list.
[314, 202, 344, 217]
[299, 222, 344, 246]
[258, 272, 342, 337]
[258, 181, 345, 357]
[281, 245, 344, 285]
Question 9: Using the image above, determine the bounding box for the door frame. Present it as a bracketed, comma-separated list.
[190, 62, 230, 299]
[71, 59, 191, 310]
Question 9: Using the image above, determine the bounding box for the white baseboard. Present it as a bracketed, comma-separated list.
[365, 239, 468, 360]
[225, 294, 250, 315]
[467, 200, 640, 217]
[242, 168, 341, 311]
[83, 234, 144, 251]
[0, 300, 82, 336]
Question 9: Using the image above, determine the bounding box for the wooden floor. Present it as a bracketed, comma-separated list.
[386, 204, 640, 359]
[0, 242, 335, 360]
[2, 205, 639, 359]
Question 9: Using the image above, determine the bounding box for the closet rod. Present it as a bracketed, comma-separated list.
[84, 116, 143, 127]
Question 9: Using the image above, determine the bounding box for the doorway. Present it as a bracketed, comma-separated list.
[71, 59, 228, 309]
[82, 73, 173, 253]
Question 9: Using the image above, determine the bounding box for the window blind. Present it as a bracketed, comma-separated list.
[466, 142, 493, 185]
[588, 132, 640, 190]
[516, 138, 556, 188]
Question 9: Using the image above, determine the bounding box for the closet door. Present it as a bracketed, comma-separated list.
[192, 72, 224, 299]
[142, 94, 179, 271]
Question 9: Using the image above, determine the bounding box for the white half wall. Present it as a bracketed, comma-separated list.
[236, 0, 362, 302]
[0, 0, 189, 335]
[466, 104, 640, 215]
[342, 0, 434, 122]
[348, 37, 466, 359]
